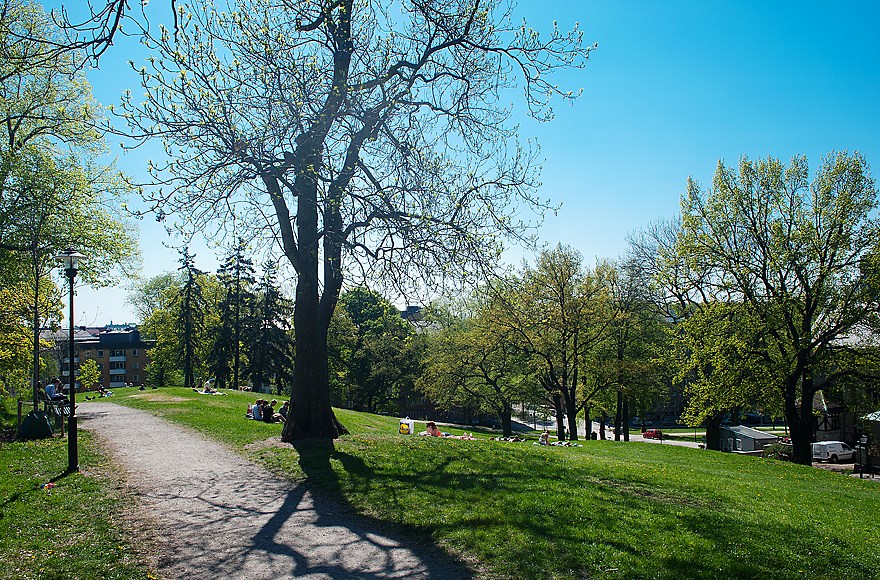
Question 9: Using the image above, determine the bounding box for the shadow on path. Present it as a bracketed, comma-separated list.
[79, 403, 472, 579]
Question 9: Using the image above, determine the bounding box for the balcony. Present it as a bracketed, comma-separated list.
[109, 381, 126, 388]
[109, 368, 126, 375]
[109, 355, 126, 362]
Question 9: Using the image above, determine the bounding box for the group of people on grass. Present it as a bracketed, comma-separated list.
[247, 399, 289, 423]
[416, 423, 577, 446]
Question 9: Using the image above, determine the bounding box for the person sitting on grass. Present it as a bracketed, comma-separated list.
[249, 399, 263, 421]
[276, 401, 290, 423]
[262, 400, 277, 423]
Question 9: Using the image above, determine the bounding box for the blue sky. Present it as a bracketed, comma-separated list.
[71, 1, 880, 324]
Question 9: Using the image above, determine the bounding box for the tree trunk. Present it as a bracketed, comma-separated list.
[789, 383, 815, 465]
[567, 405, 579, 441]
[584, 406, 591, 440]
[599, 415, 607, 440]
[32, 277, 41, 410]
[500, 407, 513, 437]
[705, 412, 723, 451]
[614, 390, 622, 441]
[622, 395, 630, 442]
[553, 393, 566, 440]
[282, 274, 346, 440]
[281, 170, 347, 441]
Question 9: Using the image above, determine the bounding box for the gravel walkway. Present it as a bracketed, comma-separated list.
[79, 403, 472, 579]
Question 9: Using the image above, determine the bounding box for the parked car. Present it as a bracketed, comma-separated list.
[643, 428, 663, 440]
[811, 441, 855, 463]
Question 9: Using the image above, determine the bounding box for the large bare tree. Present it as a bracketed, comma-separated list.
[119, 0, 594, 439]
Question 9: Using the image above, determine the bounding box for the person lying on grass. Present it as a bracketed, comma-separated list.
[420, 421, 443, 436]
[419, 421, 476, 439]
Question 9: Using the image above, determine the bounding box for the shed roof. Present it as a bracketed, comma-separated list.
[720, 425, 779, 440]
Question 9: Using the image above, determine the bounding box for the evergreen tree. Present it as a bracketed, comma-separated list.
[217, 239, 256, 390]
[207, 280, 235, 390]
[176, 248, 208, 390]
[244, 263, 294, 394]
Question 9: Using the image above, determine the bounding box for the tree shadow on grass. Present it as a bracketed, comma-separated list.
[291, 440, 878, 579]
[270, 439, 475, 579]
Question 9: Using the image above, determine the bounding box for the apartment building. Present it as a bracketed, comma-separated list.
[47, 325, 153, 389]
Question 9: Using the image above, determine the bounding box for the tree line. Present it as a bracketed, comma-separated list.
[4, 1, 879, 467]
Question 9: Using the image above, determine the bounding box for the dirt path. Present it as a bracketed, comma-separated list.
[79, 403, 472, 579]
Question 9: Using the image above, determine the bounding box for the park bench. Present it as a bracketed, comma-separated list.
[37, 391, 71, 432]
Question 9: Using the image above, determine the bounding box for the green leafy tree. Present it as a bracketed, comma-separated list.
[597, 259, 668, 441]
[134, 273, 185, 386]
[419, 291, 537, 437]
[207, 282, 235, 390]
[1, 2, 138, 407]
[629, 217, 734, 442]
[670, 302, 777, 450]
[127, 271, 184, 324]
[78, 358, 101, 392]
[679, 152, 880, 463]
[219, 239, 256, 390]
[335, 288, 423, 414]
[120, 0, 595, 439]
[501, 245, 611, 440]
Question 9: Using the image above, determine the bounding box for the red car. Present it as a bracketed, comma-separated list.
[643, 428, 663, 440]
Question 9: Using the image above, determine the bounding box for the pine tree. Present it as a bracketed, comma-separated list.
[217, 239, 256, 390]
[244, 262, 294, 395]
[176, 248, 208, 390]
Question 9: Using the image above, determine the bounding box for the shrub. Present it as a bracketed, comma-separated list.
[763, 442, 794, 462]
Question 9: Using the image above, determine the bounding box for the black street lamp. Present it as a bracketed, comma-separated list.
[56, 249, 85, 473]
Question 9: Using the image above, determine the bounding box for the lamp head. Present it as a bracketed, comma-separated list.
[55, 249, 86, 273]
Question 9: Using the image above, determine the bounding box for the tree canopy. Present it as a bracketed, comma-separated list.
[677, 152, 879, 463]
[119, 0, 595, 439]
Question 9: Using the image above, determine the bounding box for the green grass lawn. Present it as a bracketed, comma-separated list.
[0, 396, 155, 580]
[94, 387, 880, 579]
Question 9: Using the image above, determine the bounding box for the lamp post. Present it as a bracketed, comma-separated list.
[56, 249, 85, 473]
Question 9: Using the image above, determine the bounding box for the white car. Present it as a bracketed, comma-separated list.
[811, 441, 855, 463]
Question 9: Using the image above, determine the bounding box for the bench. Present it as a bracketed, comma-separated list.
[38, 391, 71, 432]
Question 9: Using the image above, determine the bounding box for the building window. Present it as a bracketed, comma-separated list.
[132, 349, 139, 357]
[97, 350, 104, 357]
[110, 362, 126, 370]
[133, 374, 139, 382]
[111, 349, 125, 357]
[132, 362, 139, 369]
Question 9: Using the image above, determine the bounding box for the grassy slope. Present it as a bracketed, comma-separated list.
[99, 388, 880, 579]
[0, 397, 154, 580]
